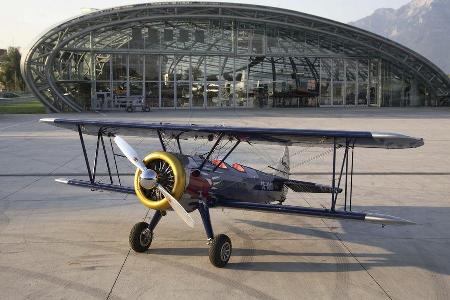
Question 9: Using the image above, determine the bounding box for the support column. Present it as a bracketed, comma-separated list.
[142, 55, 146, 101]
[344, 60, 347, 106]
[233, 56, 236, 108]
[203, 56, 207, 109]
[319, 58, 322, 106]
[174, 57, 177, 108]
[330, 59, 334, 106]
[90, 32, 96, 110]
[109, 53, 113, 109]
[377, 59, 382, 107]
[126, 54, 130, 97]
[355, 61, 359, 106]
[158, 55, 162, 108]
[189, 55, 193, 108]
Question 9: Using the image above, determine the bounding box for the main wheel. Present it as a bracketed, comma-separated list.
[209, 234, 232, 268]
[129, 222, 153, 253]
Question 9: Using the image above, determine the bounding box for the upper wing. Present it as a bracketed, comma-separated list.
[40, 118, 424, 149]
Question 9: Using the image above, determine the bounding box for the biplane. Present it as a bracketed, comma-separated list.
[40, 118, 423, 267]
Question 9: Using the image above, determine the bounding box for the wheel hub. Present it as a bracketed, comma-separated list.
[139, 228, 152, 247]
[220, 242, 231, 261]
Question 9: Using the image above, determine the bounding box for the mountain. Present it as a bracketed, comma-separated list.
[349, 0, 450, 74]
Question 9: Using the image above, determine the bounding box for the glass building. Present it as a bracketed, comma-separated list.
[21, 2, 450, 112]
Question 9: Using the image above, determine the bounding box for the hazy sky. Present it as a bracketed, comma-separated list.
[1, 0, 411, 49]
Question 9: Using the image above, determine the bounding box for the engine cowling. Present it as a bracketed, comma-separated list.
[134, 151, 186, 211]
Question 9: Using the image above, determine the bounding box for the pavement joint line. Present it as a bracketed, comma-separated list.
[333, 232, 393, 300]
[105, 137, 148, 300]
[301, 194, 393, 299]
[106, 207, 150, 300]
[323, 219, 394, 300]
[0, 119, 40, 131]
[0, 155, 82, 201]
[0, 137, 110, 202]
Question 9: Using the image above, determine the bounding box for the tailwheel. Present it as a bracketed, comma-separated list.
[129, 222, 153, 252]
[209, 234, 232, 268]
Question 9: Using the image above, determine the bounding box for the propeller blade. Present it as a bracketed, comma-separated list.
[157, 184, 194, 228]
[114, 136, 147, 172]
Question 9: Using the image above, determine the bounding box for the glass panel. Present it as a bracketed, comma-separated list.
[145, 55, 160, 81]
[358, 83, 368, 105]
[129, 27, 144, 49]
[112, 82, 127, 99]
[320, 82, 331, 105]
[191, 56, 205, 81]
[56, 82, 91, 110]
[129, 82, 142, 96]
[129, 55, 143, 81]
[145, 82, 159, 108]
[236, 22, 266, 55]
[177, 82, 190, 108]
[206, 81, 220, 107]
[192, 82, 205, 107]
[96, 54, 110, 81]
[346, 82, 356, 105]
[369, 85, 378, 105]
[176, 56, 190, 81]
[237, 24, 251, 54]
[191, 55, 206, 108]
[358, 59, 369, 82]
[112, 54, 127, 81]
[161, 55, 175, 81]
[161, 82, 174, 107]
[321, 59, 332, 81]
[346, 60, 357, 82]
[333, 81, 344, 105]
[145, 25, 161, 50]
[234, 57, 248, 107]
[95, 82, 113, 110]
[333, 59, 344, 82]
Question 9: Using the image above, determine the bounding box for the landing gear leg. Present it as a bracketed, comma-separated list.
[129, 210, 163, 253]
[198, 202, 232, 268]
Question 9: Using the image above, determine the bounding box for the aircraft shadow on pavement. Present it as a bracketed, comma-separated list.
[151, 205, 450, 274]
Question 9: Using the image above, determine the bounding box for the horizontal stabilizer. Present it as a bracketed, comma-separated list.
[284, 180, 342, 194]
[55, 178, 135, 194]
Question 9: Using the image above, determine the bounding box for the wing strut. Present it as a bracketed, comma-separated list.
[212, 138, 241, 172]
[78, 125, 93, 183]
[199, 133, 224, 171]
[76, 126, 123, 186]
[331, 138, 356, 212]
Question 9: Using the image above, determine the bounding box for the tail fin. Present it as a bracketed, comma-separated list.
[275, 146, 290, 179]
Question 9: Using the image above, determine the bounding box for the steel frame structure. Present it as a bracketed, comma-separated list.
[21, 2, 450, 112]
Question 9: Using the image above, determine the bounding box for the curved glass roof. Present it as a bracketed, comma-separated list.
[21, 2, 450, 112]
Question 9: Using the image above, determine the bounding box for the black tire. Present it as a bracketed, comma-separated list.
[209, 234, 232, 268]
[126, 106, 134, 113]
[129, 222, 152, 253]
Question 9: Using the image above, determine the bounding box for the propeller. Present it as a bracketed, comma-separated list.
[113, 136, 194, 228]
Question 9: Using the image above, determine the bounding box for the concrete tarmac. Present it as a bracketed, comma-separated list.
[0, 107, 449, 299]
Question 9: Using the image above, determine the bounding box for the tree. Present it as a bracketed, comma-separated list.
[0, 47, 25, 91]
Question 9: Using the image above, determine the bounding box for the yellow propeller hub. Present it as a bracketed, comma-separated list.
[134, 151, 186, 211]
